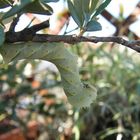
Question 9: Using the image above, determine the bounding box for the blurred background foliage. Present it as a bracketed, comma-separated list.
[1, 42, 140, 140]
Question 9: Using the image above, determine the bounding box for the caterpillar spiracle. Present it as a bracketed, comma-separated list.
[0, 42, 97, 108]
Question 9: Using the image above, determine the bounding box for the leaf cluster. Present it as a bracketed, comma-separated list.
[0, 0, 59, 46]
[67, 0, 111, 34]
[0, 0, 112, 46]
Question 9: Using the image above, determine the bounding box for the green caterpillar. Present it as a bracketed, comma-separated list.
[0, 42, 97, 108]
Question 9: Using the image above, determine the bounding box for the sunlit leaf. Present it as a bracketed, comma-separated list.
[93, 0, 112, 17]
[0, 12, 14, 24]
[0, 0, 13, 8]
[86, 20, 102, 31]
[73, 0, 84, 26]
[81, 0, 90, 14]
[89, 0, 99, 14]
[67, 0, 82, 27]
[0, 24, 5, 47]
[2, 0, 34, 20]
[23, 1, 53, 15]
[40, 0, 59, 3]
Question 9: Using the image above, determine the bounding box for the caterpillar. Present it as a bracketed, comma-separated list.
[0, 42, 97, 108]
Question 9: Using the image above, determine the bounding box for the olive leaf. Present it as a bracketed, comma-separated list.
[81, 0, 90, 14]
[67, 0, 83, 27]
[0, 24, 5, 47]
[2, 0, 34, 20]
[40, 0, 59, 3]
[86, 19, 102, 31]
[67, 0, 111, 33]
[73, 0, 84, 25]
[2, 0, 54, 20]
[0, 12, 15, 24]
[0, 0, 13, 9]
[89, 0, 99, 15]
[93, 0, 112, 17]
[23, 1, 53, 15]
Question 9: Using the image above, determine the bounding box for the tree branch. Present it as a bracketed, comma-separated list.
[5, 32, 140, 53]
[4, 17, 140, 53]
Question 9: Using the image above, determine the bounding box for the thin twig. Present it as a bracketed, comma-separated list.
[9, 14, 21, 32]
[27, 20, 50, 33]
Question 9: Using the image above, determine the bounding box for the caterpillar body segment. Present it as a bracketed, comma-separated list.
[0, 42, 97, 108]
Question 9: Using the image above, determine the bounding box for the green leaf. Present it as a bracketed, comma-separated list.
[83, 12, 91, 25]
[81, 0, 90, 14]
[2, 0, 34, 20]
[81, 0, 91, 25]
[0, 12, 14, 24]
[93, 0, 112, 17]
[40, 0, 59, 3]
[67, 0, 82, 27]
[89, 0, 99, 14]
[0, 0, 13, 8]
[73, 0, 84, 26]
[86, 20, 102, 31]
[0, 24, 5, 47]
[23, 1, 53, 15]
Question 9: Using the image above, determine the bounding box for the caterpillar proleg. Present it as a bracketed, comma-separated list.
[0, 42, 97, 108]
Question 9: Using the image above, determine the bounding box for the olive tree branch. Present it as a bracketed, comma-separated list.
[5, 20, 140, 53]
[5, 32, 140, 53]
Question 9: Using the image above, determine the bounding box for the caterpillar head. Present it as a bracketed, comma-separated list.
[68, 83, 97, 109]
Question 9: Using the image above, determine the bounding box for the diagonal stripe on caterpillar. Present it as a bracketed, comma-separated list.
[0, 42, 97, 108]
